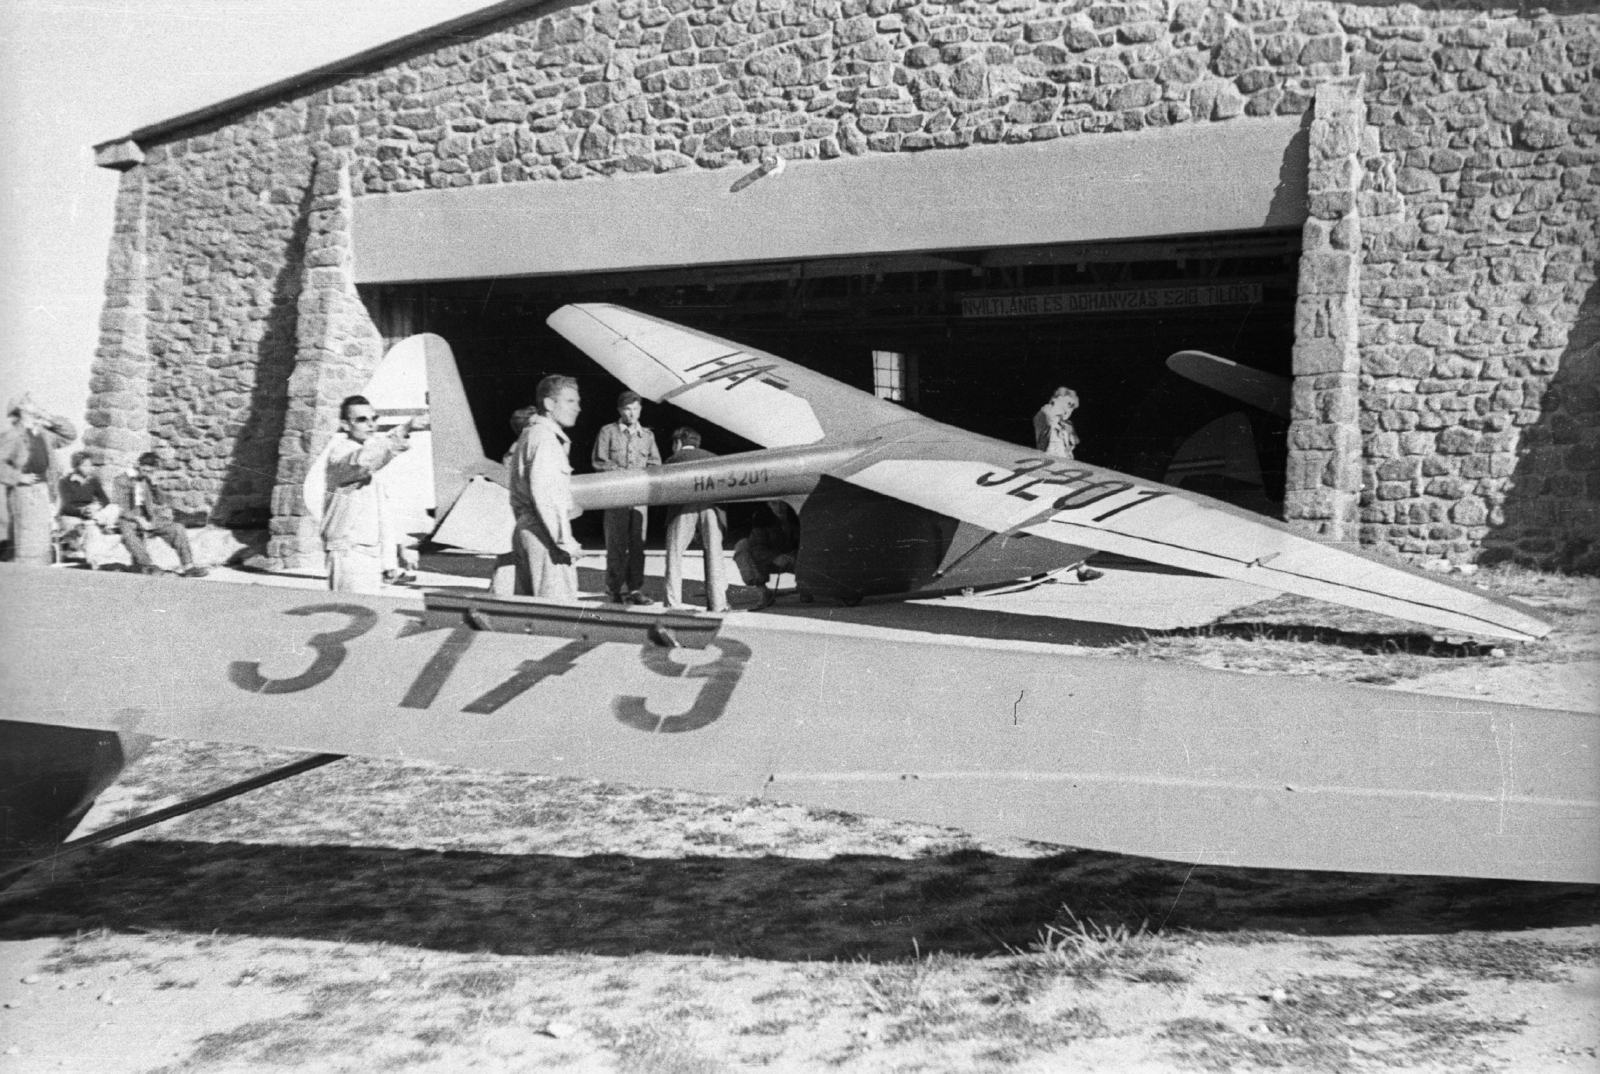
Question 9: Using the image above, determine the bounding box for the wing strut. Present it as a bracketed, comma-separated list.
[0, 752, 344, 889]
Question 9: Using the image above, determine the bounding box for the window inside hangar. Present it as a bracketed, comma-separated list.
[361, 227, 1300, 526]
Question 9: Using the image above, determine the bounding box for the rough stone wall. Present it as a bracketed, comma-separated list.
[84, 0, 1598, 567]
[1285, 78, 1364, 544]
[267, 150, 388, 569]
[345, 0, 1343, 194]
[86, 106, 319, 522]
[83, 171, 153, 469]
[1354, 9, 1598, 565]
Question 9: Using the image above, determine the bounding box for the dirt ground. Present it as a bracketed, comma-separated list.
[0, 565, 1595, 1073]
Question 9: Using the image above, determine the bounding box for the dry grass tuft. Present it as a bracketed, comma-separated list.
[1371, 933, 1600, 984]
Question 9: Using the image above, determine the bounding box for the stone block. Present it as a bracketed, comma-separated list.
[1298, 251, 1357, 296]
[1213, 27, 1256, 77]
[1400, 431, 1436, 455]
[1515, 113, 1568, 150]
[1377, 456, 1420, 482]
[1438, 426, 1480, 454]
[1294, 339, 1354, 375]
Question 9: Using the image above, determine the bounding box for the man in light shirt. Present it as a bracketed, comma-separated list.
[507, 376, 583, 600]
[321, 395, 423, 593]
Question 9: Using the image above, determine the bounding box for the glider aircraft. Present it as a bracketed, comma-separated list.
[3, 306, 1595, 894]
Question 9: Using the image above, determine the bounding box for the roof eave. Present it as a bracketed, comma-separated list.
[92, 0, 555, 162]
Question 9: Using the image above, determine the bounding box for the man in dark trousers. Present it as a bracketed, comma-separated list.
[662, 426, 729, 613]
[114, 452, 207, 577]
[591, 390, 661, 604]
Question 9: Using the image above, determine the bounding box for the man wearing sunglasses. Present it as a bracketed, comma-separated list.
[320, 394, 425, 593]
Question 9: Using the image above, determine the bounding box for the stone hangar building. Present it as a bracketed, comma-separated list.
[85, 0, 1597, 572]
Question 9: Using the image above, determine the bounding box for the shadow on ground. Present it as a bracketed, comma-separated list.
[3, 841, 1594, 961]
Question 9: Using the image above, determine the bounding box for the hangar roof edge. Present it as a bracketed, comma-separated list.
[92, 0, 554, 159]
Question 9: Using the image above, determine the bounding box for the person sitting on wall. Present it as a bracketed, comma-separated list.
[114, 452, 208, 577]
[321, 395, 424, 594]
[57, 451, 116, 568]
[1033, 386, 1080, 460]
[0, 394, 77, 565]
[662, 426, 729, 613]
[592, 390, 661, 604]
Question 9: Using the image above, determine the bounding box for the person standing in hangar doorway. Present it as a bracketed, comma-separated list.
[592, 389, 661, 604]
[662, 426, 730, 614]
[321, 395, 424, 593]
[1034, 386, 1080, 460]
[507, 376, 583, 601]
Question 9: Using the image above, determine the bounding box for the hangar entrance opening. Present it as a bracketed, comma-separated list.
[362, 227, 1300, 532]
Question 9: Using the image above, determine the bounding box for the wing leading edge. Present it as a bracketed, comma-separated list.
[549, 304, 1550, 643]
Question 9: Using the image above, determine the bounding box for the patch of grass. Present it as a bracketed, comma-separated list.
[970, 1007, 1109, 1064]
[1128, 964, 1190, 985]
[1160, 1016, 1232, 1043]
[170, 1019, 282, 1068]
[594, 1023, 728, 1074]
[749, 987, 801, 1005]
[155, 977, 200, 990]
[1002, 907, 1175, 992]
[42, 928, 125, 971]
[1165, 974, 1533, 1073]
[916, 871, 975, 902]
[430, 966, 518, 998]
[1373, 935, 1600, 983]
[739, 1016, 799, 1037]
[855, 951, 971, 1017]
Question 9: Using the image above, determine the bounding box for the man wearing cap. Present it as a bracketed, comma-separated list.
[0, 394, 77, 565]
[591, 390, 661, 604]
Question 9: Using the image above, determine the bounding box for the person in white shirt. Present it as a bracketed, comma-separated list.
[506, 376, 583, 600]
[321, 395, 424, 593]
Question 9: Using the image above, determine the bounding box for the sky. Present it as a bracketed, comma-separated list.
[0, 0, 499, 426]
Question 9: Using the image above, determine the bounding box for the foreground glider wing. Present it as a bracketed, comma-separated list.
[2, 568, 1595, 882]
[548, 304, 1549, 642]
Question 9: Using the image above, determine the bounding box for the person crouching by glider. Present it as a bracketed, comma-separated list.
[507, 375, 583, 601]
[115, 452, 208, 577]
[321, 395, 424, 593]
[733, 500, 799, 609]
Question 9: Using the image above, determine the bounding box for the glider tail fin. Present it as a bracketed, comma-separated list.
[420, 334, 492, 518]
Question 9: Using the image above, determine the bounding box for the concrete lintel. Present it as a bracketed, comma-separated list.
[94, 139, 145, 171]
[352, 117, 1309, 284]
